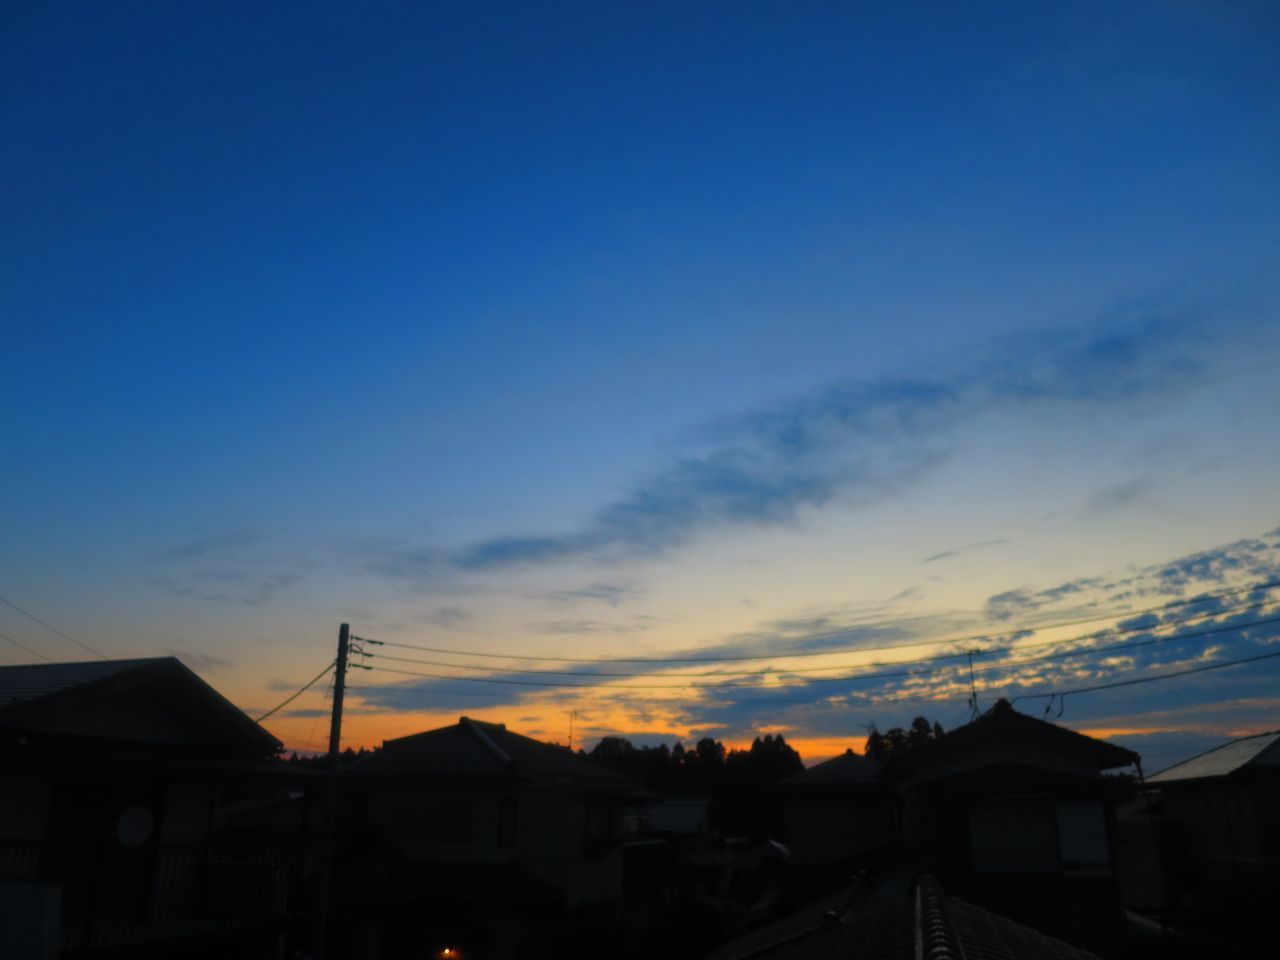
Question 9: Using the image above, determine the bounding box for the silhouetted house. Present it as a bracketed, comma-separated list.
[677, 836, 790, 938]
[620, 797, 710, 928]
[711, 873, 1103, 960]
[0, 657, 310, 959]
[778, 748, 892, 869]
[333, 716, 648, 960]
[1143, 730, 1280, 943]
[626, 796, 791, 947]
[885, 699, 1137, 955]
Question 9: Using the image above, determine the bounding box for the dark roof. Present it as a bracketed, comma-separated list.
[356, 716, 643, 791]
[1147, 729, 1280, 784]
[0, 658, 167, 708]
[724, 876, 1100, 960]
[887, 699, 1137, 781]
[783, 748, 882, 786]
[0, 657, 280, 756]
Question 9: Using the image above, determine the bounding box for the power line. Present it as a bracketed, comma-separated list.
[349, 624, 1280, 709]
[354, 611, 1280, 691]
[0, 594, 108, 660]
[1007, 649, 1280, 702]
[256, 661, 336, 723]
[353, 577, 1280, 665]
[0, 629, 56, 663]
[358, 596, 1276, 679]
[346, 682, 528, 700]
[300, 672, 337, 755]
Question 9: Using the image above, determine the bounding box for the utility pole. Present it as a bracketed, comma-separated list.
[311, 623, 349, 960]
[568, 709, 578, 752]
[327, 623, 349, 761]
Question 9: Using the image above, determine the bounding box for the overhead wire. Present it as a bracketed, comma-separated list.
[300, 671, 337, 755]
[1007, 649, 1280, 702]
[352, 610, 1280, 691]
[0, 594, 109, 660]
[0, 629, 56, 663]
[357, 595, 1276, 680]
[256, 660, 336, 723]
[352, 576, 1280, 665]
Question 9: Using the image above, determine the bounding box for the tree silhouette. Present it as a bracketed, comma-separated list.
[864, 716, 945, 760]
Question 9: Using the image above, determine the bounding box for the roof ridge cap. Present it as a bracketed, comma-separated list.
[461, 716, 514, 767]
[915, 875, 963, 960]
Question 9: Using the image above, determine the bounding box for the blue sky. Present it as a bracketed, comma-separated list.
[2, 2, 1279, 762]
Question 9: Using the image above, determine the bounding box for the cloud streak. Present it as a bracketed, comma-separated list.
[361, 315, 1213, 584]
[985, 526, 1280, 621]
[922, 539, 1009, 564]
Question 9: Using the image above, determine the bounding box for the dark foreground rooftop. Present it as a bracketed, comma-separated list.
[718, 875, 1101, 960]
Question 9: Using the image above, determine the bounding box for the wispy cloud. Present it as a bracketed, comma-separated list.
[534, 582, 640, 607]
[156, 571, 299, 607]
[922, 539, 1009, 564]
[351, 676, 532, 713]
[414, 606, 473, 630]
[1086, 476, 1152, 514]
[346, 525, 1280, 758]
[152, 532, 261, 563]
[360, 315, 1213, 584]
[985, 526, 1280, 621]
[525, 617, 656, 636]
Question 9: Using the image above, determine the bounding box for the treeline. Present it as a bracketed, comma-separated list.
[587, 733, 803, 838]
[284, 745, 381, 766]
[865, 717, 945, 760]
[588, 733, 804, 796]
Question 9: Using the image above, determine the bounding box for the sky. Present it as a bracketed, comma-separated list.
[3, 2, 1279, 770]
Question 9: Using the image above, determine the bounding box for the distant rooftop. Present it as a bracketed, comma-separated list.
[886, 699, 1138, 782]
[783, 747, 881, 786]
[357, 715, 644, 791]
[1146, 730, 1280, 784]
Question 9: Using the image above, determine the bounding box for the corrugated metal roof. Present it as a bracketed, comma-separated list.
[1146, 730, 1280, 783]
[0, 658, 168, 709]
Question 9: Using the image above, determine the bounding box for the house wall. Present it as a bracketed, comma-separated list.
[0, 774, 50, 842]
[780, 791, 893, 865]
[368, 783, 624, 905]
[1162, 779, 1266, 863]
[1155, 772, 1280, 943]
[905, 769, 1125, 955]
[0, 764, 297, 958]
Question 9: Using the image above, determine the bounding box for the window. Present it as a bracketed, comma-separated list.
[1055, 799, 1110, 874]
[969, 796, 1058, 873]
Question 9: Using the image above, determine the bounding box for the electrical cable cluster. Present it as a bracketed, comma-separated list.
[339, 578, 1280, 710]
